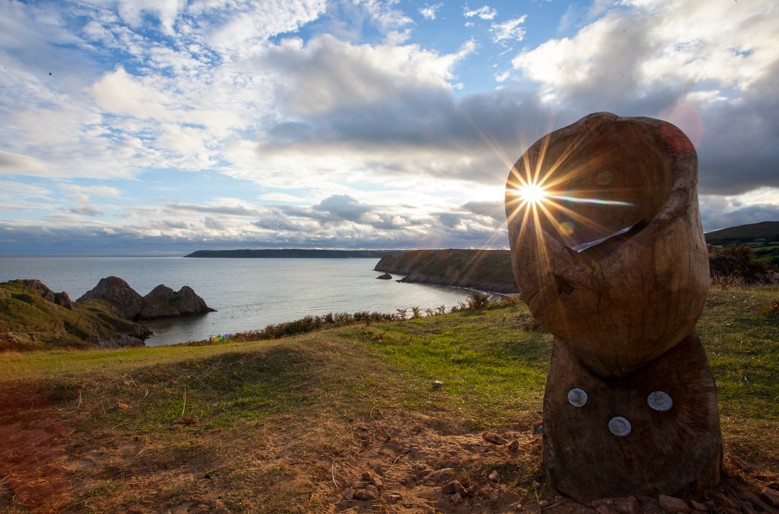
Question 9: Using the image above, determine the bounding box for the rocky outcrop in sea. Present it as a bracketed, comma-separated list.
[77, 276, 215, 321]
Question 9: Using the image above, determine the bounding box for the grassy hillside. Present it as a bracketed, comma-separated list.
[1, 287, 777, 512]
[0, 280, 150, 351]
[706, 221, 779, 245]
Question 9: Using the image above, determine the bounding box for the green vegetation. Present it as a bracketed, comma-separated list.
[375, 249, 519, 293]
[0, 280, 149, 351]
[705, 220, 779, 246]
[751, 242, 779, 269]
[0, 287, 776, 511]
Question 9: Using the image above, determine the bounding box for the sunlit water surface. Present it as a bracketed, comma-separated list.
[0, 256, 470, 346]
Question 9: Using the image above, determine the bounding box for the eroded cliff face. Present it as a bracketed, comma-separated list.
[374, 250, 519, 294]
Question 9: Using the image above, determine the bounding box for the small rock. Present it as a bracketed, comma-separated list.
[400, 477, 416, 488]
[385, 493, 402, 504]
[433, 380, 444, 389]
[538, 500, 549, 508]
[713, 492, 738, 509]
[361, 471, 383, 489]
[451, 493, 463, 505]
[442, 480, 468, 497]
[689, 499, 707, 511]
[759, 487, 779, 507]
[482, 432, 508, 445]
[376, 273, 392, 280]
[117, 401, 129, 409]
[488, 470, 500, 483]
[592, 496, 640, 514]
[432, 467, 454, 483]
[353, 485, 379, 501]
[508, 439, 520, 452]
[658, 494, 690, 513]
[488, 489, 500, 502]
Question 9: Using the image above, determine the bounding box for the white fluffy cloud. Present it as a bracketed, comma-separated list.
[490, 16, 527, 46]
[419, 3, 442, 20]
[464, 5, 497, 21]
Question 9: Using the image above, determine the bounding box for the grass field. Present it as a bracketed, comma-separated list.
[0, 286, 777, 512]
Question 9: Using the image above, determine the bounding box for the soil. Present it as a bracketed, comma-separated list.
[1, 384, 777, 513]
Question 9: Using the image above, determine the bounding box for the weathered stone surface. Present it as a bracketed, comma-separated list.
[139, 284, 214, 320]
[77, 276, 144, 320]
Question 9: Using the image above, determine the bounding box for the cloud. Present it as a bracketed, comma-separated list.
[92, 67, 173, 120]
[113, 0, 184, 35]
[0, 150, 48, 174]
[314, 194, 372, 222]
[254, 35, 462, 116]
[59, 184, 121, 198]
[68, 205, 102, 216]
[490, 16, 527, 46]
[419, 3, 443, 20]
[167, 201, 262, 217]
[464, 5, 497, 21]
[200, 0, 327, 58]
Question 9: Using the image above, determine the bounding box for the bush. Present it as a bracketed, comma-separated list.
[709, 245, 769, 285]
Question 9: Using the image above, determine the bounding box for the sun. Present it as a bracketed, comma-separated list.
[517, 183, 547, 205]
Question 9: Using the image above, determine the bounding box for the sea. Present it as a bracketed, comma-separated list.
[0, 256, 471, 346]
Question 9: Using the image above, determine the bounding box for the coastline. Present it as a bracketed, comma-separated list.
[374, 249, 519, 294]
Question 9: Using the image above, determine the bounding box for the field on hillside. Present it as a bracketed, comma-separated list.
[0, 287, 777, 513]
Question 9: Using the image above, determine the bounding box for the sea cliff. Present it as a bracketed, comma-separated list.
[374, 249, 519, 294]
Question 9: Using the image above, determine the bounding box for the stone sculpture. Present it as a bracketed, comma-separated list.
[504, 113, 722, 502]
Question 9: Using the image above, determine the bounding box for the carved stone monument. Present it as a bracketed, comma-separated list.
[504, 113, 722, 502]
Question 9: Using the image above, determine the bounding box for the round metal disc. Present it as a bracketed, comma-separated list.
[608, 416, 632, 437]
[647, 391, 673, 412]
[567, 387, 588, 407]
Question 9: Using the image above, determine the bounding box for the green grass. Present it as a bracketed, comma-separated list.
[347, 302, 550, 428]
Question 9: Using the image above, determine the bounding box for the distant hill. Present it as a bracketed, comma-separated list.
[186, 249, 400, 258]
[705, 221, 779, 245]
[375, 249, 518, 294]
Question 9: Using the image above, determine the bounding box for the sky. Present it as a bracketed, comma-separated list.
[1, 0, 778, 255]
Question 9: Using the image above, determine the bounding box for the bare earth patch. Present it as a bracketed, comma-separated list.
[1, 396, 777, 513]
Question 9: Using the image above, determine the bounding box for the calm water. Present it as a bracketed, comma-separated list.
[0, 256, 470, 346]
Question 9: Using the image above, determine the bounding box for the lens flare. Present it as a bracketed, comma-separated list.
[518, 183, 547, 204]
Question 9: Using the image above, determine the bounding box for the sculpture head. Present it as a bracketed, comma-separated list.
[505, 113, 710, 378]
